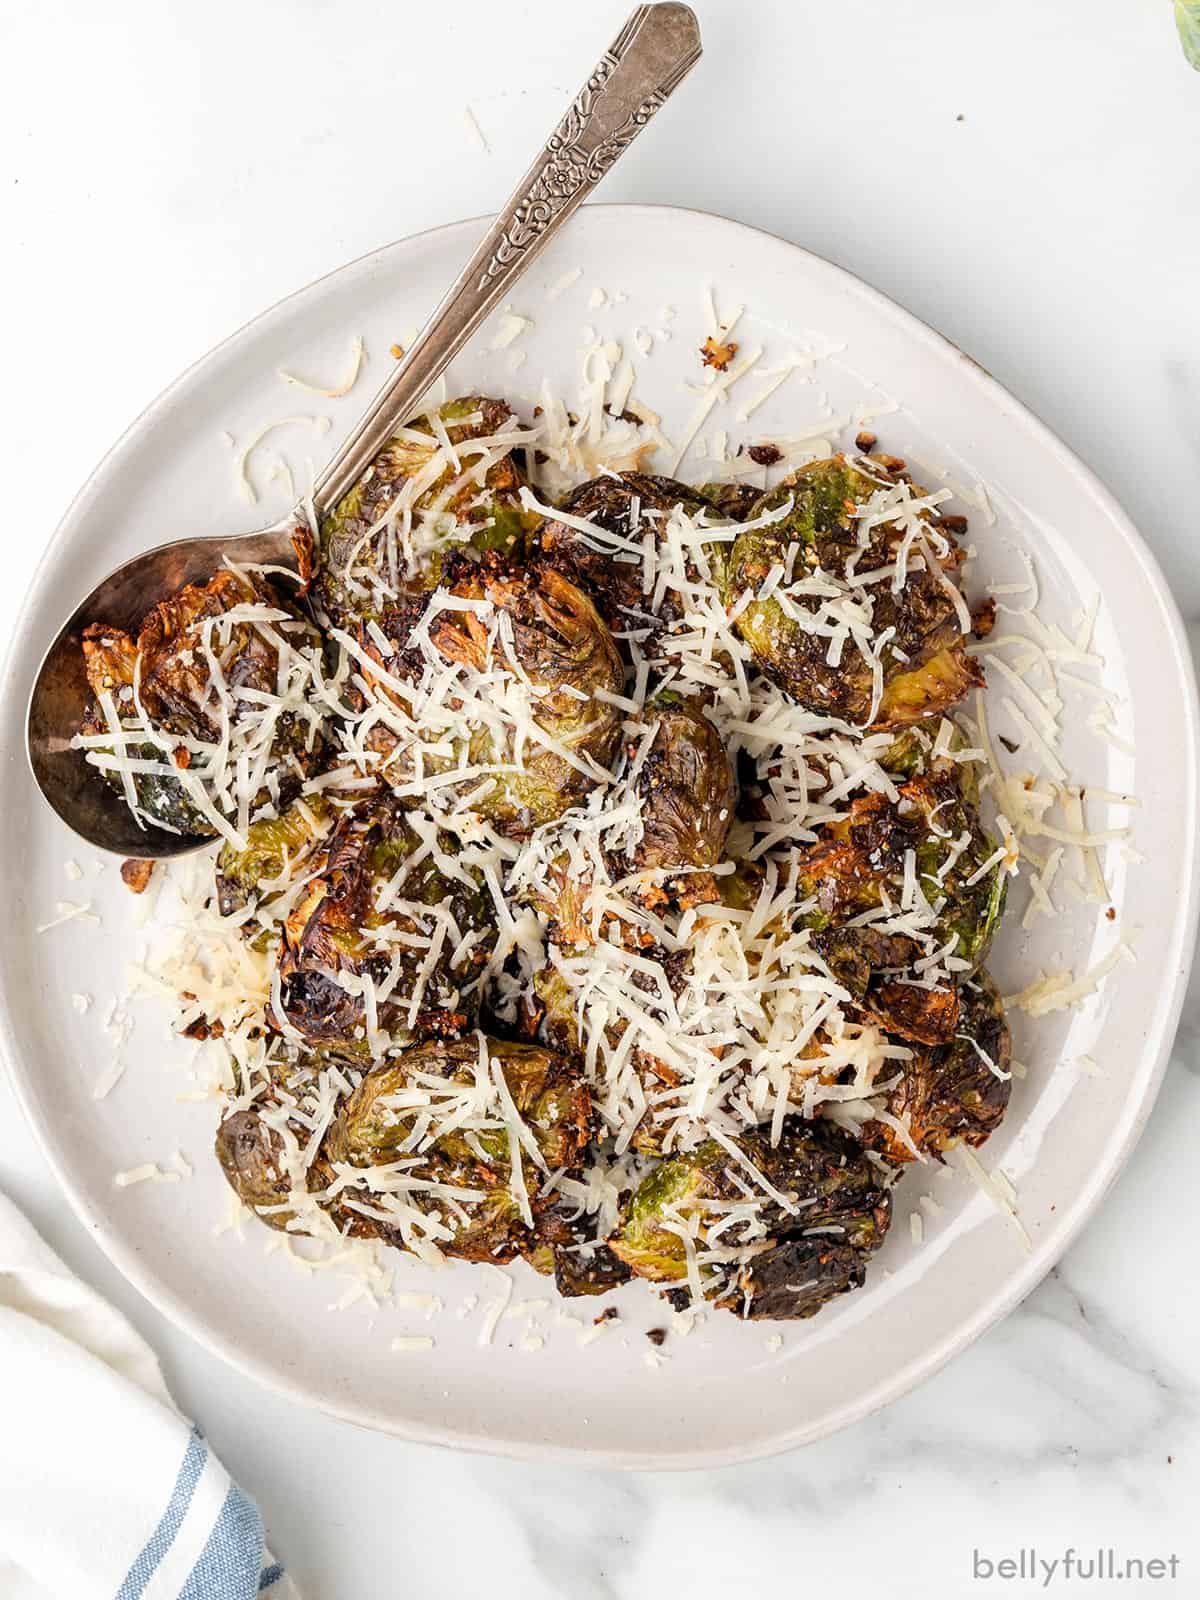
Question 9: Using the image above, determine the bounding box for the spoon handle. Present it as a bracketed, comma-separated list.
[311, 3, 701, 517]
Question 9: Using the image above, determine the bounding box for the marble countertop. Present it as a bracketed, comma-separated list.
[3, 0, 1198, 1592]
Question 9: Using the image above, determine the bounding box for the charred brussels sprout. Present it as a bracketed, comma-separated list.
[315, 395, 539, 622]
[609, 1119, 892, 1318]
[811, 923, 960, 1046]
[620, 690, 734, 909]
[326, 1036, 591, 1171]
[424, 562, 625, 832]
[866, 969, 1012, 1162]
[726, 456, 981, 726]
[537, 471, 715, 629]
[797, 761, 1008, 1042]
[323, 1035, 593, 1264]
[80, 571, 326, 836]
[275, 796, 495, 1055]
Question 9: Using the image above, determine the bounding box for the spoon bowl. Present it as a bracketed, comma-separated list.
[22, 2, 701, 859]
[26, 518, 302, 857]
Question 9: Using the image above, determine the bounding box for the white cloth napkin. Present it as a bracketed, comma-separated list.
[0, 1190, 299, 1600]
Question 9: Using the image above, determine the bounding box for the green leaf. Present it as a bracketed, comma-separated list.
[1176, 0, 1200, 69]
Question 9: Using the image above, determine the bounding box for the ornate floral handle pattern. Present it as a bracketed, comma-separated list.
[477, 83, 667, 287]
[314, 4, 702, 517]
[478, 6, 700, 287]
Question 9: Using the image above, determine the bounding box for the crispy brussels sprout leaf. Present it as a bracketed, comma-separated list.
[275, 796, 495, 1054]
[726, 456, 981, 726]
[866, 968, 1012, 1162]
[316, 395, 539, 622]
[875, 647, 982, 729]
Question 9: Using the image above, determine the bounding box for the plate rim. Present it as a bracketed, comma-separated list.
[2, 202, 1197, 1470]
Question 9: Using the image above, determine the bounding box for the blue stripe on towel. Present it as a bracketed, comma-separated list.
[177, 1482, 266, 1600]
[258, 1563, 285, 1592]
[115, 1426, 208, 1600]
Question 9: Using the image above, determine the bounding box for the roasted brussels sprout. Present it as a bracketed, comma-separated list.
[524, 947, 695, 1161]
[734, 1227, 884, 1321]
[609, 1119, 892, 1318]
[797, 761, 1008, 1042]
[275, 795, 495, 1054]
[866, 968, 1012, 1162]
[216, 1070, 397, 1242]
[215, 1107, 296, 1230]
[810, 924, 958, 1046]
[345, 557, 625, 833]
[619, 689, 734, 909]
[316, 395, 539, 622]
[726, 456, 981, 726]
[323, 1035, 593, 1263]
[80, 570, 327, 836]
[420, 561, 626, 832]
[536, 471, 715, 628]
[216, 793, 333, 920]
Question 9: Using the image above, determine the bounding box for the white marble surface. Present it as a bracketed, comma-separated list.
[2, 0, 1199, 1592]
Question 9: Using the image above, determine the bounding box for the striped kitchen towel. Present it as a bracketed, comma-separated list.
[0, 1189, 298, 1599]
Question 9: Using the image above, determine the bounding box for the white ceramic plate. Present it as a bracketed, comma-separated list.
[2, 206, 1197, 1468]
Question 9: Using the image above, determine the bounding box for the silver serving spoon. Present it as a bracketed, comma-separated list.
[27, 3, 701, 859]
